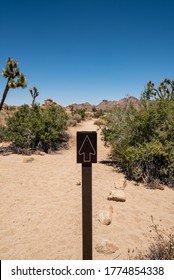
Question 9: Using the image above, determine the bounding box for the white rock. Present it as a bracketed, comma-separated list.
[34, 151, 45, 156]
[98, 204, 113, 225]
[95, 238, 118, 254]
[107, 189, 126, 202]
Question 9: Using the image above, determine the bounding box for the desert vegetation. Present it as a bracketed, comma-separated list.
[0, 58, 69, 153]
[102, 79, 174, 188]
[130, 216, 174, 260]
[3, 104, 68, 153]
[1, 58, 174, 187]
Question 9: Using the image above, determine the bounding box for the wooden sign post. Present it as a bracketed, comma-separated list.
[77, 131, 97, 260]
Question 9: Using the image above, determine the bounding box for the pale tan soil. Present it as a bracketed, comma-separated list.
[0, 119, 174, 259]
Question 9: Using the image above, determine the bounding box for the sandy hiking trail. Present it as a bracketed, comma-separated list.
[0, 119, 174, 259]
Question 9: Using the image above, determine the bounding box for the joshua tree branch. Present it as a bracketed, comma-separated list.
[0, 80, 10, 111]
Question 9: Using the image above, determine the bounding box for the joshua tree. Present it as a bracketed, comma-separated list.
[0, 57, 27, 111]
[29, 86, 39, 106]
[143, 79, 174, 101]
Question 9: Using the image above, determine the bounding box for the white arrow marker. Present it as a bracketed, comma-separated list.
[79, 135, 96, 162]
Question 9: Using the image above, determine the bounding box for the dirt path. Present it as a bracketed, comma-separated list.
[0, 119, 174, 259]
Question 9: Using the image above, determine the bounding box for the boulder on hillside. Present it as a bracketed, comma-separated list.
[66, 102, 93, 111]
[98, 204, 113, 225]
[95, 238, 118, 254]
[107, 189, 126, 202]
[41, 99, 60, 108]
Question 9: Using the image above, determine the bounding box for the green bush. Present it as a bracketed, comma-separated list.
[72, 113, 82, 123]
[6, 104, 68, 153]
[0, 124, 6, 142]
[67, 118, 78, 127]
[93, 109, 105, 118]
[72, 108, 86, 120]
[94, 118, 106, 127]
[102, 100, 174, 187]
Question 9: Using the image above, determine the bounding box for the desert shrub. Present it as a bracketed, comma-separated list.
[67, 118, 78, 127]
[5, 104, 68, 153]
[93, 109, 104, 118]
[67, 113, 82, 127]
[72, 108, 86, 120]
[0, 124, 7, 142]
[92, 106, 97, 112]
[133, 217, 174, 260]
[72, 113, 82, 123]
[102, 100, 174, 187]
[140, 232, 174, 260]
[102, 104, 136, 148]
[94, 118, 106, 128]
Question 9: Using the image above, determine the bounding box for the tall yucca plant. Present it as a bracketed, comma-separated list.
[0, 57, 27, 111]
[29, 86, 39, 107]
[142, 79, 174, 101]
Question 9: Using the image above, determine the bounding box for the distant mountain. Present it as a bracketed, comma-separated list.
[65, 102, 94, 111]
[66, 96, 141, 111]
[1, 96, 141, 116]
[96, 96, 141, 110]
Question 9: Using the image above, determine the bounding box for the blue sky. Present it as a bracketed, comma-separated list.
[0, 0, 174, 106]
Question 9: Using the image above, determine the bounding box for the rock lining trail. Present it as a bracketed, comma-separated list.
[0, 119, 174, 259]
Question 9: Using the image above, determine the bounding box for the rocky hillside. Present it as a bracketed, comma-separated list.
[96, 96, 140, 110]
[66, 96, 141, 111]
[41, 98, 61, 108]
[65, 102, 94, 111]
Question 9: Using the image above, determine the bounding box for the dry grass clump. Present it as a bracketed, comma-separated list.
[129, 216, 174, 260]
[146, 179, 165, 190]
[67, 118, 78, 127]
[67, 113, 82, 127]
[94, 118, 106, 128]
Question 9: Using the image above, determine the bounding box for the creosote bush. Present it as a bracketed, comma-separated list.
[93, 108, 105, 118]
[0, 124, 6, 141]
[5, 104, 68, 153]
[102, 98, 174, 187]
[71, 108, 86, 120]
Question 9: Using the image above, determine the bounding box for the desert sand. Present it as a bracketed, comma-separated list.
[0, 119, 174, 259]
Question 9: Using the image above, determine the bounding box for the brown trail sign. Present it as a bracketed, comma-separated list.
[77, 131, 97, 260]
[77, 132, 97, 164]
